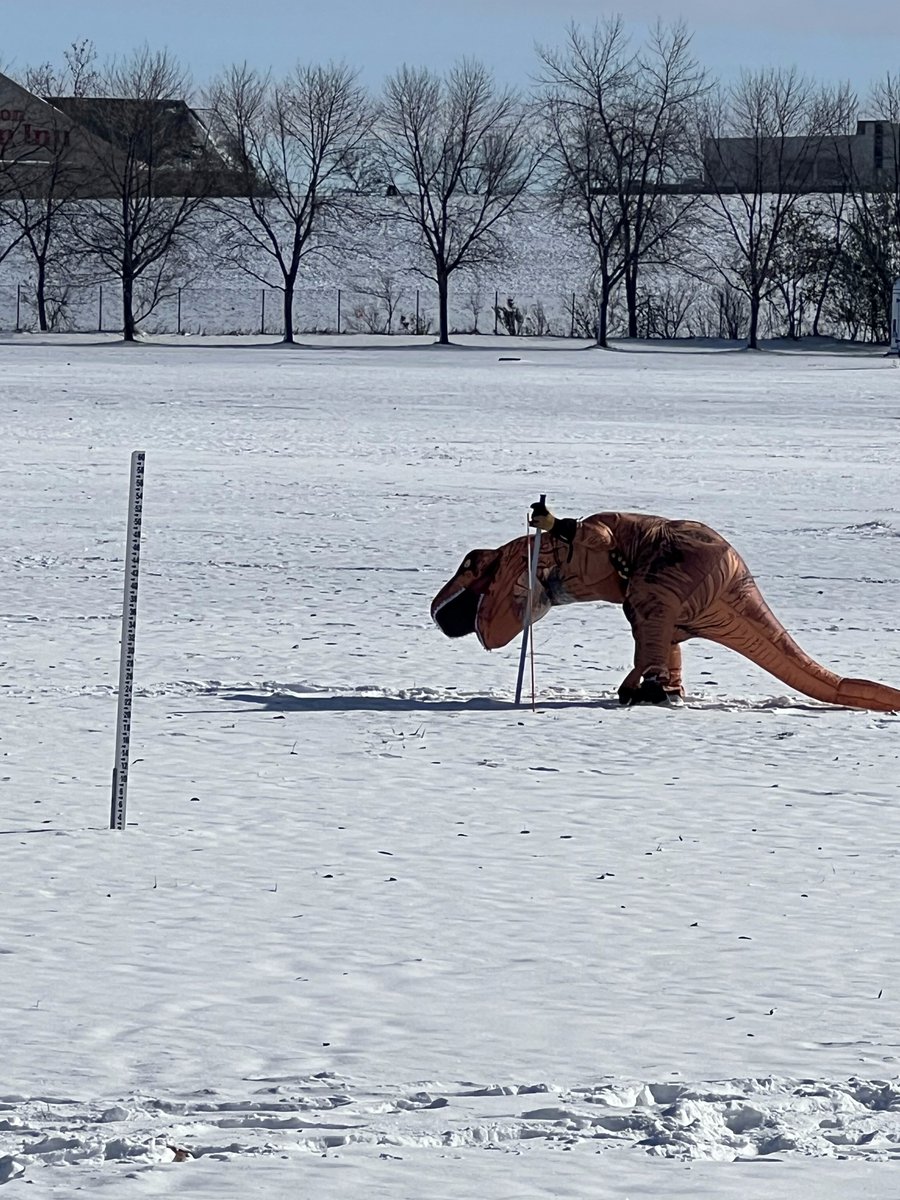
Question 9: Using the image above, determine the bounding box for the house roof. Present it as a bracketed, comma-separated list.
[45, 96, 217, 167]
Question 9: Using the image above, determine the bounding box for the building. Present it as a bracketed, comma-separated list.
[703, 120, 900, 194]
[0, 70, 233, 198]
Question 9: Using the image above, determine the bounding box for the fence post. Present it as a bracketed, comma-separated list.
[177, 287, 182, 336]
[260, 288, 266, 335]
[98, 284, 103, 333]
[570, 292, 576, 339]
[494, 289, 499, 336]
[15, 283, 21, 331]
[415, 289, 420, 335]
[336, 288, 342, 335]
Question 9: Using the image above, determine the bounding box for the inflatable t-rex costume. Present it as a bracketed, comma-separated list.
[431, 503, 900, 711]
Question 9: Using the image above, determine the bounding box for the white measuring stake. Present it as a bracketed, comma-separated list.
[110, 450, 146, 830]
[514, 524, 544, 707]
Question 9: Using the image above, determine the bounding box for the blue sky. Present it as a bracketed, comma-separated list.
[5, 0, 896, 100]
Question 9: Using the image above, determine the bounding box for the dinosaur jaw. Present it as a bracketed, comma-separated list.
[431, 548, 501, 641]
[431, 585, 482, 638]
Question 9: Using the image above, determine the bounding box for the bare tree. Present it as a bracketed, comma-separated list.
[852, 75, 900, 237]
[636, 278, 696, 338]
[761, 196, 854, 339]
[206, 62, 371, 344]
[26, 38, 100, 99]
[699, 69, 852, 348]
[461, 277, 486, 333]
[823, 198, 900, 342]
[803, 192, 849, 337]
[1, 139, 77, 332]
[349, 268, 405, 333]
[0, 210, 24, 270]
[0, 41, 101, 330]
[376, 60, 540, 345]
[538, 19, 706, 346]
[833, 76, 900, 341]
[65, 46, 216, 341]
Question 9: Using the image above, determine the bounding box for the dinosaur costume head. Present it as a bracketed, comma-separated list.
[434, 549, 547, 652]
[430, 547, 506, 647]
[432, 540, 555, 650]
[431, 525, 622, 651]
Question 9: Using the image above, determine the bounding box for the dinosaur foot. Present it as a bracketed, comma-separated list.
[619, 678, 684, 707]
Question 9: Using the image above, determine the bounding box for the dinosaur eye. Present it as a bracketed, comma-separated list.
[463, 556, 473, 571]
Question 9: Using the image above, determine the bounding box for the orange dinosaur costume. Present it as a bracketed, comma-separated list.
[430, 504, 900, 711]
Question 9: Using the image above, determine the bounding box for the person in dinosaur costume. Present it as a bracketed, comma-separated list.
[430, 501, 900, 711]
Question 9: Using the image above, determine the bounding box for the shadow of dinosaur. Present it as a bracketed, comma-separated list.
[431, 508, 900, 711]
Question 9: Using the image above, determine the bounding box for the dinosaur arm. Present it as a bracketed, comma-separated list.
[542, 517, 625, 604]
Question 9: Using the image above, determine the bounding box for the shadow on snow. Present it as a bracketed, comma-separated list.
[219, 690, 619, 713]
[215, 690, 843, 715]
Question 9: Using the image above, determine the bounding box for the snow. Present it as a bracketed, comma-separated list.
[2, 333, 900, 1196]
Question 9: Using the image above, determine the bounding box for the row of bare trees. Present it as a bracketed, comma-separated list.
[1, 42, 215, 339]
[204, 57, 542, 345]
[3, 27, 900, 346]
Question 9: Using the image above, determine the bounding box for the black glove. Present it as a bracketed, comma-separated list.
[529, 501, 555, 532]
[529, 502, 577, 544]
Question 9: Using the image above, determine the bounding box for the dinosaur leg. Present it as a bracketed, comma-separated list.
[622, 593, 678, 682]
[618, 539, 729, 702]
[622, 643, 685, 706]
[618, 593, 686, 704]
[667, 643, 685, 696]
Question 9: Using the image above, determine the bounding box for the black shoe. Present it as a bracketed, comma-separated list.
[637, 678, 669, 704]
[619, 678, 682, 706]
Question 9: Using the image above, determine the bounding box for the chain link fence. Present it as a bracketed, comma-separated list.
[0, 281, 591, 338]
[3, 278, 865, 342]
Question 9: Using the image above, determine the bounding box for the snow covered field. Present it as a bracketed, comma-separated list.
[2, 333, 900, 1197]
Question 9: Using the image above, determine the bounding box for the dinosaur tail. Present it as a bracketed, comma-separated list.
[699, 582, 900, 713]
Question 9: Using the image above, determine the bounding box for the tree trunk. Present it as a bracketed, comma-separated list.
[122, 273, 136, 342]
[811, 259, 835, 337]
[282, 278, 295, 344]
[624, 267, 638, 339]
[36, 258, 48, 332]
[437, 271, 450, 344]
[747, 292, 760, 350]
[781, 286, 797, 340]
[812, 288, 825, 337]
[595, 284, 610, 348]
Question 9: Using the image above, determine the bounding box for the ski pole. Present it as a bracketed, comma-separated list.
[515, 493, 545, 707]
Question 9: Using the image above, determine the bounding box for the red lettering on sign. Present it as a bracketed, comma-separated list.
[0, 125, 70, 149]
